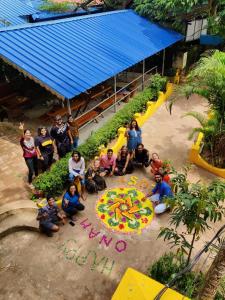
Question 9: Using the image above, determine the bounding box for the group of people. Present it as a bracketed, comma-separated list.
[20, 114, 79, 185]
[20, 116, 174, 236]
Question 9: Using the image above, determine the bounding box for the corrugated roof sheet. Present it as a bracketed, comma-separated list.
[0, 0, 37, 27]
[0, 10, 183, 99]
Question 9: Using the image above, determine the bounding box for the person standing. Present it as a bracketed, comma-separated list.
[50, 115, 73, 158]
[35, 126, 54, 172]
[126, 119, 142, 152]
[19, 123, 38, 186]
[67, 115, 79, 150]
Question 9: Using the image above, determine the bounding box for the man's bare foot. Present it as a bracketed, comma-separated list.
[81, 195, 87, 201]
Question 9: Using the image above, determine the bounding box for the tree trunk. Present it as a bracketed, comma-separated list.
[199, 240, 225, 300]
[187, 229, 196, 266]
[208, 0, 218, 16]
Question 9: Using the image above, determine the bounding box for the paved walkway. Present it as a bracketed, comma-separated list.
[0, 94, 220, 300]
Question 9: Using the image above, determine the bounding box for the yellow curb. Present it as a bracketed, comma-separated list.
[189, 132, 225, 179]
[100, 82, 174, 156]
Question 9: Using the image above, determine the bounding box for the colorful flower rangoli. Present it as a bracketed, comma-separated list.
[96, 187, 154, 234]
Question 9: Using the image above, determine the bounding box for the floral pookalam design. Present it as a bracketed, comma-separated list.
[96, 188, 154, 234]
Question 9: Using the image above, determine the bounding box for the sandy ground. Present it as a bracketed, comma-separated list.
[0, 94, 222, 300]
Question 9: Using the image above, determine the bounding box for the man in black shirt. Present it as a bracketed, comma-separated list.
[132, 143, 150, 168]
[50, 115, 73, 158]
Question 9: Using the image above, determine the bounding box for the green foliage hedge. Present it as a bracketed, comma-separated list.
[148, 252, 204, 298]
[33, 75, 166, 195]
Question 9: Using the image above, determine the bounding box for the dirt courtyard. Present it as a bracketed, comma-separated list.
[0, 94, 221, 300]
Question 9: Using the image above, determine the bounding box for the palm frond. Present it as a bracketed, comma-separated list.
[183, 111, 208, 127]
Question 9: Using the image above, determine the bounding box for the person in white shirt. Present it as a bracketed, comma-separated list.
[68, 151, 86, 200]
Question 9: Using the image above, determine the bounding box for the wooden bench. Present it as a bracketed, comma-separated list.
[0, 93, 19, 105]
[90, 86, 112, 100]
[46, 99, 87, 118]
[75, 110, 99, 128]
[96, 96, 115, 111]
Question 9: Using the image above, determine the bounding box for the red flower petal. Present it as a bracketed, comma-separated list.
[119, 224, 124, 229]
[101, 214, 105, 219]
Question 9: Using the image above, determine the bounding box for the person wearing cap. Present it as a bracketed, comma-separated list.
[37, 196, 65, 237]
[50, 115, 73, 158]
[147, 173, 173, 214]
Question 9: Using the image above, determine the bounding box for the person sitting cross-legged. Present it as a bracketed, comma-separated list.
[37, 196, 65, 237]
[85, 158, 107, 193]
[132, 143, 150, 168]
[147, 173, 174, 214]
[114, 145, 133, 176]
[62, 184, 85, 220]
[100, 148, 116, 176]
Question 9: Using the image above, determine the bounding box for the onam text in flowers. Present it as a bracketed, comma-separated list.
[80, 218, 127, 253]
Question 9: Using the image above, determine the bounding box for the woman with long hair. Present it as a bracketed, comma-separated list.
[62, 184, 85, 219]
[35, 126, 54, 172]
[85, 158, 107, 193]
[19, 122, 38, 186]
[150, 153, 162, 175]
[126, 119, 142, 152]
[68, 150, 86, 200]
[114, 145, 133, 176]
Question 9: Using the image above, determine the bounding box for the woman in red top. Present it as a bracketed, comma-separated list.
[150, 153, 162, 175]
[19, 123, 38, 185]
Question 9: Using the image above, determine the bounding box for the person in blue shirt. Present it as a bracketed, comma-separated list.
[148, 173, 174, 214]
[62, 184, 85, 220]
[125, 119, 142, 152]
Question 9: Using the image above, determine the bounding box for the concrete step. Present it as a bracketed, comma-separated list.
[0, 210, 39, 239]
[0, 200, 38, 222]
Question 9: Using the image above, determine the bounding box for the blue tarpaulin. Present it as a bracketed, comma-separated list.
[0, 10, 183, 99]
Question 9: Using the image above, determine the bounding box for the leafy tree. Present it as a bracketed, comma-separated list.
[159, 168, 225, 266]
[170, 50, 225, 167]
[134, 0, 225, 35]
[134, 0, 207, 32]
[104, 0, 125, 9]
[39, 0, 76, 12]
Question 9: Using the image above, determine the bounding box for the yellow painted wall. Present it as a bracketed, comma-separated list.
[189, 132, 225, 179]
[112, 268, 189, 300]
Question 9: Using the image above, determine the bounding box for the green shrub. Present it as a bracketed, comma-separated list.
[33, 75, 167, 195]
[149, 74, 167, 98]
[147, 252, 204, 298]
[215, 277, 225, 300]
[39, 0, 75, 12]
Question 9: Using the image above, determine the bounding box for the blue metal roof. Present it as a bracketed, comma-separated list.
[0, 10, 183, 99]
[0, 0, 37, 28]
